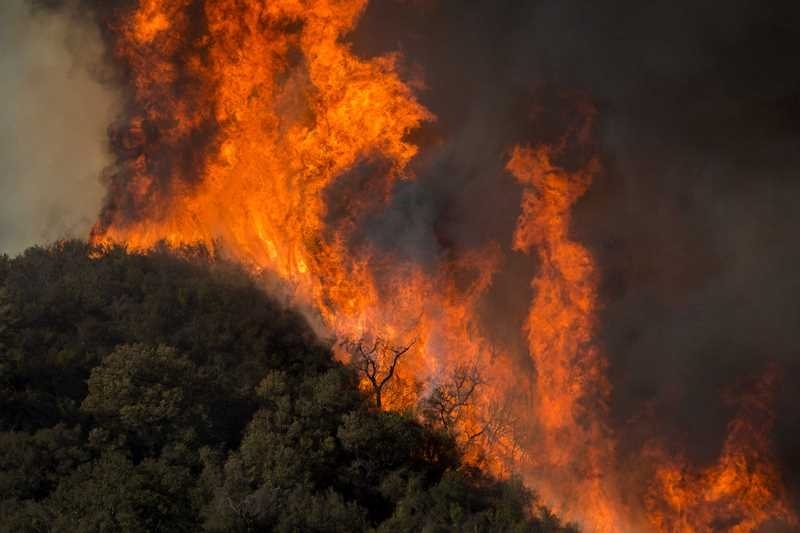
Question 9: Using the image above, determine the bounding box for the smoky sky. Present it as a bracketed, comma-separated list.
[0, 0, 120, 256]
[351, 0, 800, 502]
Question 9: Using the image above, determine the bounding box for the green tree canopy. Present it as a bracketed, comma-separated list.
[0, 242, 575, 532]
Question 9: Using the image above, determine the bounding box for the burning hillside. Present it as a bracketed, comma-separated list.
[16, 0, 800, 530]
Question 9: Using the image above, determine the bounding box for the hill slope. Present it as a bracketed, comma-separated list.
[0, 242, 573, 532]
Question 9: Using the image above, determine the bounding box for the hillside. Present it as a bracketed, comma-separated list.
[0, 242, 573, 532]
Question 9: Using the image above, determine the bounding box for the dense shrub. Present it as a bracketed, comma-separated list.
[0, 242, 575, 532]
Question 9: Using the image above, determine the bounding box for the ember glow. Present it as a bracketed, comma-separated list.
[85, 0, 797, 530]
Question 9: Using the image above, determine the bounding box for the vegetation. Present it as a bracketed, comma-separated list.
[0, 241, 574, 532]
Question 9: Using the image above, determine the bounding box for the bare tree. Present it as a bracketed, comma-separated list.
[423, 363, 485, 441]
[341, 337, 415, 409]
[422, 363, 523, 470]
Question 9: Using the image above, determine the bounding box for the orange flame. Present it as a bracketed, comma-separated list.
[93, 0, 522, 471]
[89, 1, 796, 531]
[506, 111, 624, 530]
[645, 367, 797, 532]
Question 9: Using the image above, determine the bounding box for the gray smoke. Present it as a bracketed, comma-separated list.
[0, 0, 119, 255]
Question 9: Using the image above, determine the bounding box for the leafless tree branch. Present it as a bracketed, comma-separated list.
[342, 336, 416, 409]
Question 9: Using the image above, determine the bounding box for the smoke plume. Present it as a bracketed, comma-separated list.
[0, 0, 119, 255]
[353, 0, 800, 510]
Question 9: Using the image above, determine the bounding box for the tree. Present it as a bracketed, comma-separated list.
[341, 337, 415, 409]
[45, 452, 196, 533]
[422, 363, 485, 440]
[81, 344, 211, 456]
[422, 363, 520, 468]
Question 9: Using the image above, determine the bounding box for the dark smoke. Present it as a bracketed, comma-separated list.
[351, 0, 800, 506]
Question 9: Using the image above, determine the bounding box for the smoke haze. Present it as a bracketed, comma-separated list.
[0, 0, 119, 255]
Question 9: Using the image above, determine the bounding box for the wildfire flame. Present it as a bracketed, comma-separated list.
[93, 0, 519, 473]
[88, 1, 796, 530]
[645, 367, 797, 532]
[506, 108, 622, 529]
